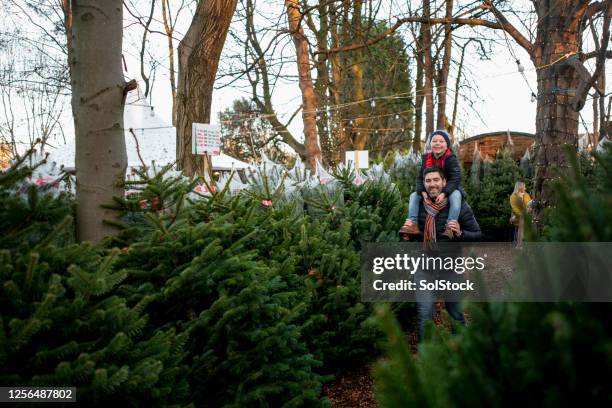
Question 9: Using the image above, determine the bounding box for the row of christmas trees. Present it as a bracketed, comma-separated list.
[2, 142, 610, 405]
[1, 151, 411, 406]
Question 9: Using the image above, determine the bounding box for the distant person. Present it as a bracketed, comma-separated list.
[399, 167, 482, 341]
[401, 130, 464, 239]
[509, 181, 532, 244]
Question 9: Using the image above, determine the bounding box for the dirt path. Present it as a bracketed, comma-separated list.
[323, 302, 464, 407]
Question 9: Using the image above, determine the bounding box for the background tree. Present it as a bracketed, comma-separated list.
[0, 0, 71, 159]
[176, 0, 238, 177]
[322, 0, 612, 221]
[359, 22, 414, 157]
[220, 97, 293, 163]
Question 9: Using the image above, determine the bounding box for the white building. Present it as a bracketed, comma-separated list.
[47, 92, 251, 175]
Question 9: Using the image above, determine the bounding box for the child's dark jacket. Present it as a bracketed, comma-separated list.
[415, 150, 464, 197]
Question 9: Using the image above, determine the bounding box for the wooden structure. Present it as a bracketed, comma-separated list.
[0, 143, 12, 170]
[458, 131, 535, 165]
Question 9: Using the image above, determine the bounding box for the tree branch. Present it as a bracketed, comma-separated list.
[482, 0, 534, 57]
[571, 0, 612, 111]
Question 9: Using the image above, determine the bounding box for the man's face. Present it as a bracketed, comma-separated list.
[424, 171, 447, 199]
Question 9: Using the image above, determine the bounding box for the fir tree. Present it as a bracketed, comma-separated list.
[0, 157, 189, 406]
[373, 146, 612, 406]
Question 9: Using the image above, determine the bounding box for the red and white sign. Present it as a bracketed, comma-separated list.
[192, 123, 221, 155]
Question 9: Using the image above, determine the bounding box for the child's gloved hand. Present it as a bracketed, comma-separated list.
[436, 192, 446, 204]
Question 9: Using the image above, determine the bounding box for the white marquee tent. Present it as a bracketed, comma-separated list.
[46, 96, 251, 173]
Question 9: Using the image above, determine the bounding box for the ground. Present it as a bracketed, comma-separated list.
[324, 302, 464, 407]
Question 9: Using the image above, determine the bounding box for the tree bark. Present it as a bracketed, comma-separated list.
[285, 0, 322, 170]
[413, 32, 424, 153]
[350, 0, 368, 151]
[422, 0, 435, 136]
[70, 0, 128, 242]
[244, 0, 306, 160]
[176, 0, 237, 177]
[436, 0, 453, 132]
[161, 0, 177, 126]
[328, 1, 345, 164]
[531, 0, 583, 218]
[307, 1, 333, 166]
[451, 39, 471, 137]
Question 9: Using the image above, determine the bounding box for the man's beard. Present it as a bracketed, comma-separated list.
[427, 190, 440, 199]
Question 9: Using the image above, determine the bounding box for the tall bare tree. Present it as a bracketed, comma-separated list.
[436, 0, 454, 132]
[319, 0, 612, 221]
[176, 0, 238, 177]
[69, 0, 132, 242]
[422, 0, 435, 136]
[285, 0, 322, 169]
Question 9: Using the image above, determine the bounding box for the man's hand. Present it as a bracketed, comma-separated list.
[435, 192, 446, 204]
[447, 220, 461, 237]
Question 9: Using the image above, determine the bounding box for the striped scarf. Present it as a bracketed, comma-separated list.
[423, 195, 448, 244]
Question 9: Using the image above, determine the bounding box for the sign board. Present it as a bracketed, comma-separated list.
[192, 123, 221, 155]
[345, 150, 369, 169]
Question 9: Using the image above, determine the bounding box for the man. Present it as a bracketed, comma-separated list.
[399, 166, 482, 341]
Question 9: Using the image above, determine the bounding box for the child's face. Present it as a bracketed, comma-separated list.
[430, 135, 448, 155]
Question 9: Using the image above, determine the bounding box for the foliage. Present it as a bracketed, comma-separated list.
[0, 158, 189, 407]
[464, 151, 524, 240]
[220, 97, 293, 164]
[542, 143, 612, 241]
[361, 22, 414, 155]
[373, 145, 612, 407]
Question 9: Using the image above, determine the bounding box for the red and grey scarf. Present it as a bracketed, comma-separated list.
[423, 195, 448, 244]
[425, 149, 452, 169]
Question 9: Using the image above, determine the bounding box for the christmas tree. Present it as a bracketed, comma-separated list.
[373, 145, 612, 406]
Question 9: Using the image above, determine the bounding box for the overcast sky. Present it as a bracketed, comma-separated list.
[126, 0, 604, 145]
[3, 0, 610, 153]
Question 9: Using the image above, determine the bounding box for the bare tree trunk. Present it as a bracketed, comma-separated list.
[351, 0, 368, 150]
[161, 0, 177, 126]
[70, 0, 129, 242]
[451, 39, 471, 138]
[422, 0, 434, 136]
[62, 0, 72, 78]
[413, 33, 424, 153]
[436, 0, 453, 132]
[598, 71, 607, 140]
[593, 93, 599, 146]
[176, 0, 237, 177]
[307, 1, 333, 166]
[244, 0, 306, 160]
[139, 0, 156, 99]
[329, 1, 345, 164]
[338, 0, 353, 156]
[285, 0, 321, 170]
[531, 1, 582, 219]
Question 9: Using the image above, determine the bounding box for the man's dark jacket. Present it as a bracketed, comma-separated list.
[414, 199, 481, 242]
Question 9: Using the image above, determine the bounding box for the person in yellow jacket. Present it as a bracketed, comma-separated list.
[509, 181, 532, 244]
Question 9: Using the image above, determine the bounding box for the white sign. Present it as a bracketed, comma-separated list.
[192, 123, 221, 155]
[345, 150, 369, 169]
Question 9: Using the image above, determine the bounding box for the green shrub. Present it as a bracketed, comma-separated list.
[373, 145, 612, 406]
[0, 158, 189, 407]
